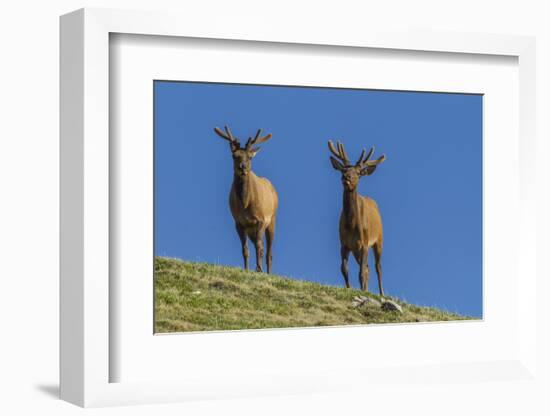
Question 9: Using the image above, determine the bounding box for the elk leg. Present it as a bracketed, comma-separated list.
[265, 218, 275, 274]
[340, 246, 351, 288]
[373, 242, 384, 296]
[235, 223, 249, 270]
[359, 249, 369, 292]
[253, 230, 265, 273]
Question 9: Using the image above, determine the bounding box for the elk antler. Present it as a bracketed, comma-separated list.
[356, 145, 386, 175]
[328, 140, 351, 166]
[365, 154, 386, 166]
[214, 125, 240, 149]
[356, 146, 375, 166]
[245, 129, 272, 150]
[357, 146, 386, 168]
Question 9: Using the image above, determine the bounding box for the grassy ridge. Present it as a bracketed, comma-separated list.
[154, 256, 471, 333]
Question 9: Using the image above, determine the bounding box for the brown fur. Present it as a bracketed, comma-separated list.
[214, 126, 278, 273]
[328, 140, 386, 294]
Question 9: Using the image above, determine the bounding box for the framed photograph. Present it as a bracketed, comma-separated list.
[60, 8, 538, 407]
[153, 79, 485, 332]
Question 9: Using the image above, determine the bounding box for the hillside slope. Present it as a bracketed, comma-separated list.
[154, 256, 471, 333]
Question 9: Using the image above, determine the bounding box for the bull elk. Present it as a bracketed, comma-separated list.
[328, 140, 386, 294]
[213, 126, 278, 273]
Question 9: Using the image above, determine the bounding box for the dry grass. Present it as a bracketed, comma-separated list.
[154, 256, 471, 333]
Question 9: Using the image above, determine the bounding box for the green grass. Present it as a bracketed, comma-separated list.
[154, 256, 473, 333]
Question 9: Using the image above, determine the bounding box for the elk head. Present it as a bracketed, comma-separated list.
[214, 126, 273, 178]
[328, 140, 386, 191]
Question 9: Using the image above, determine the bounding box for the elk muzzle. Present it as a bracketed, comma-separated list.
[236, 162, 249, 176]
[342, 178, 355, 191]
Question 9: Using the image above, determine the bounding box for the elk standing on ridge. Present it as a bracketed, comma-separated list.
[214, 126, 278, 273]
[328, 140, 386, 294]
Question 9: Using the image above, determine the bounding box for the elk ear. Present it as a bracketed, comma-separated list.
[360, 165, 378, 176]
[360, 155, 386, 176]
[248, 147, 261, 158]
[229, 142, 240, 152]
[330, 156, 345, 172]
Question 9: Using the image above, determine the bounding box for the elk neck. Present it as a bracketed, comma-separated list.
[233, 172, 253, 208]
[342, 188, 360, 226]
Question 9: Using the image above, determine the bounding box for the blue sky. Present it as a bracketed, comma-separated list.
[154, 81, 483, 317]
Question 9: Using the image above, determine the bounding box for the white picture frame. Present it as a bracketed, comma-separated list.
[60, 8, 538, 408]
